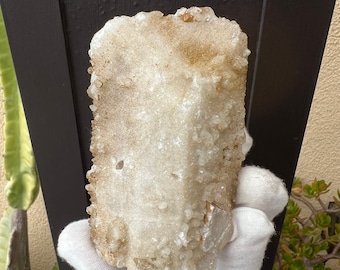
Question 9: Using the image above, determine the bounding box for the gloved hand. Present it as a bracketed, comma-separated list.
[57, 132, 289, 270]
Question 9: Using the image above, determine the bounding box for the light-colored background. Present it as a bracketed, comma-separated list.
[0, 2, 339, 269]
[296, 0, 340, 189]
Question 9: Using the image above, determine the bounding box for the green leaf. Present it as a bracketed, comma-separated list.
[286, 199, 301, 219]
[290, 259, 306, 270]
[0, 6, 39, 210]
[313, 241, 328, 253]
[282, 252, 294, 264]
[301, 226, 320, 236]
[313, 213, 331, 229]
[313, 263, 328, 270]
[300, 243, 315, 259]
[303, 184, 316, 198]
[303, 179, 331, 199]
[328, 234, 340, 243]
[315, 179, 331, 193]
[332, 195, 340, 207]
[335, 223, 340, 234]
[0, 208, 13, 270]
[52, 263, 59, 270]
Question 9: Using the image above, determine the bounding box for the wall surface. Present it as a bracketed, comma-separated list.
[0, 1, 339, 269]
[295, 1, 340, 267]
[296, 0, 340, 189]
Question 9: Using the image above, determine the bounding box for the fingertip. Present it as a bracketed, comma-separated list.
[242, 128, 253, 155]
[237, 166, 288, 220]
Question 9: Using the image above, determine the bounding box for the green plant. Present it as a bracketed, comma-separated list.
[274, 178, 340, 270]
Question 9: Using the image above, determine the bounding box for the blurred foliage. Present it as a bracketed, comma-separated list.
[0, 208, 12, 269]
[0, 5, 39, 211]
[274, 178, 340, 270]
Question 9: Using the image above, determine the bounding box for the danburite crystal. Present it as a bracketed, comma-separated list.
[86, 6, 249, 270]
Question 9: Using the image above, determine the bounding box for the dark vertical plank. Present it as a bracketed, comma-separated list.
[0, 1, 88, 269]
[245, 0, 335, 268]
[59, 0, 264, 171]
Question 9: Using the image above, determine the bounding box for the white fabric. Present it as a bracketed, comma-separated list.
[236, 166, 289, 220]
[217, 208, 275, 270]
[241, 128, 253, 155]
[58, 219, 120, 270]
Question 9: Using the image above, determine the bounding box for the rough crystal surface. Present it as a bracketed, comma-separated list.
[86, 6, 249, 270]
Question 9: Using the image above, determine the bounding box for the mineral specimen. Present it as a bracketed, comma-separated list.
[86, 6, 249, 270]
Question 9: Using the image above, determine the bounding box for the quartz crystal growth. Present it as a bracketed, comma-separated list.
[86, 7, 249, 270]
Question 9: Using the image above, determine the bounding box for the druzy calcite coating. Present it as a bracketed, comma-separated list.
[86, 7, 249, 270]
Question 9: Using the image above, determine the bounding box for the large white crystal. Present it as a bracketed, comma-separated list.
[86, 7, 249, 270]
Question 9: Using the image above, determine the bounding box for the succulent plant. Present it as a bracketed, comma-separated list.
[274, 178, 340, 270]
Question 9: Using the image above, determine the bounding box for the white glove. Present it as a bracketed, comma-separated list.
[217, 166, 288, 270]
[57, 165, 288, 270]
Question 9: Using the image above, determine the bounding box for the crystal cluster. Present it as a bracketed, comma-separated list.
[86, 7, 249, 270]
